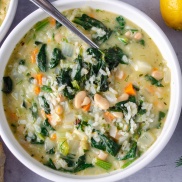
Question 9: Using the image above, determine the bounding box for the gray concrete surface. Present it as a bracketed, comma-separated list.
[0, 0, 182, 181]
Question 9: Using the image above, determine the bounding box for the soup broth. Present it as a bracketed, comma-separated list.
[2, 7, 170, 175]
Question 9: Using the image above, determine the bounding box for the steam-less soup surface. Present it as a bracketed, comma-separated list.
[2, 7, 170, 175]
[0, 0, 10, 26]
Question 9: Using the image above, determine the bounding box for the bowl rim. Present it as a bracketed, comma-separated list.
[0, 0, 182, 181]
[0, 0, 18, 43]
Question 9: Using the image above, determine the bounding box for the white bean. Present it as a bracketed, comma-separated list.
[112, 112, 123, 118]
[81, 96, 91, 106]
[125, 31, 132, 38]
[151, 70, 163, 80]
[74, 91, 87, 109]
[94, 94, 110, 110]
[134, 32, 142, 40]
[117, 93, 129, 102]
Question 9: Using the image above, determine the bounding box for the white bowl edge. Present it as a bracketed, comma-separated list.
[0, 0, 181, 181]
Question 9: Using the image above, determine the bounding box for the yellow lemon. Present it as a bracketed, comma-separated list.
[160, 0, 182, 30]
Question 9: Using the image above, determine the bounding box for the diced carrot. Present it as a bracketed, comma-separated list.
[104, 112, 115, 122]
[34, 86, 40, 95]
[82, 103, 91, 111]
[46, 114, 52, 122]
[50, 133, 57, 141]
[31, 48, 39, 63]
[49, 17, 56, 26]
[35, 73, 43, 85]
[124, 83, 136, 96]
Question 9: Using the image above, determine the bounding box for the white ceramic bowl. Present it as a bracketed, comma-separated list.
[0, 0, 181, 181]
[0, 0, 18, 43]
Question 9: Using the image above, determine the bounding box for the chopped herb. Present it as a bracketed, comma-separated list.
[41, 85, 53, 93]
[139, 39, 145, 46]
[45, 158, 57, 169]
[100, 75, 109, 92]
[176, 156, 182, 167]
[19, 60, 25, 65]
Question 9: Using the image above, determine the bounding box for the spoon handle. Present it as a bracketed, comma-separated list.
[30, 0, 99, 49]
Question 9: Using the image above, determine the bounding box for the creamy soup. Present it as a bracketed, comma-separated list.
[2, 7, 170, 175]
[0, 0, 10, 26]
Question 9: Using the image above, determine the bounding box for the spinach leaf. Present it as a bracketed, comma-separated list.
[121, 141, 137, 160]
[46, 148, 55, 155]
[41, 85, 53, 93]
[109, 96, 136, 113]
[30, 103, 38, 119]
[73, 14, 112, 44]
[100, 75, 109, 92]
[37, 44, 47, 72]
[62, 87, 75, 100]
[45, 158, 57, 169]
[2, 76, 13, 94]
[44, 118, 55, 130]
[116, 16, 125, 29]
[137, 100, 147, 115]
[56, 20, 62, 29]
[49, 48, 65, 69]
[145, 74, 163, 87]
[40, 96, 51, 114]
[41, 127, 49, 137]
[25, 134, 44, 145]
[76, 120, 89, 132]
[45, 155, 93, 173]
[56, 68, 72, 86]
[104, 46, 127, 71]
[91, 133, 120, 156]
[74, 55, 83, 81]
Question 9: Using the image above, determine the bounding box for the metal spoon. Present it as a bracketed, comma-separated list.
[29, 0, 99, 49]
